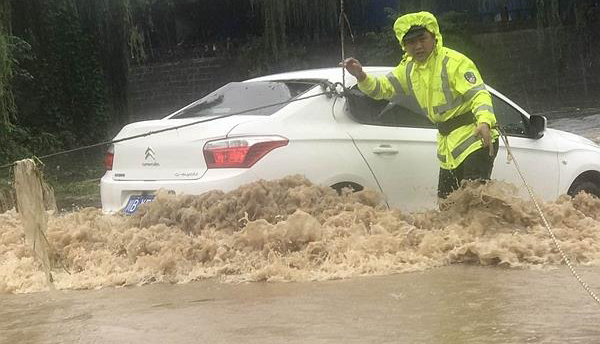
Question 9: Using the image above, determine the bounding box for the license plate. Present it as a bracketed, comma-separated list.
[124, 194, 155, 214]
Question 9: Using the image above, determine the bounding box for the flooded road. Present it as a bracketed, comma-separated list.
[1, 108, 600, 343]
[546, 109, 600, 145]
[2, 265, 600, 344]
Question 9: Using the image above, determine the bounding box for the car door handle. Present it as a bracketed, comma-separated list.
[372, 145, 399, 154]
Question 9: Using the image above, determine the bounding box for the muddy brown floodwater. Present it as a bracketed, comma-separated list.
[1, 266, 600, 343]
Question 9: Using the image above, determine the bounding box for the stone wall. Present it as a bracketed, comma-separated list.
[128, 57, 234, 121]
[128, 28, 600, 121]
[472, 28, 600, 113]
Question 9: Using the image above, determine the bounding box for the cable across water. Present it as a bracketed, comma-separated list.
[497, 126, 600, 306]
[0, 90, 335, 171]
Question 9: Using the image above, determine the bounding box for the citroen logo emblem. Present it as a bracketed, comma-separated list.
[145, 147, 156, 161]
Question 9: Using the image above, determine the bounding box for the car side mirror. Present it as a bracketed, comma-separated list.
[529, 114, 546, 139]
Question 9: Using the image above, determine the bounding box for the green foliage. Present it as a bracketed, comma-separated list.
[437, 11, 482, 60]
[395, 0, 438, 14]
[234, 35, 312, 77]
[256, 0, 338, 60]
[13, 0, 108, 153]
[77, 0, 132, 128]
[3, 0, 161, 164]
[357, 7, 401, 65]
[0, 31, 14, 127]
[356, 7, 482, 66]
[125, 0, 178, 62]
[574, 0, 600, 59]
[128, 24, 147, 63]
[0, 1, 20, 165]
[0, 1, 15, 128]
[359, 30, 401, 66]
[208, 0, 366, 73]
[536, 0, 561, 28]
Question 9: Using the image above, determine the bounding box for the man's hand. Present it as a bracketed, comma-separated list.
[340, 58, 367, 82]
[474, 122, 494, 156]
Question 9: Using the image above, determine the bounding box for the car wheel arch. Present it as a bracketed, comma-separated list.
[567, 170, 600, 197]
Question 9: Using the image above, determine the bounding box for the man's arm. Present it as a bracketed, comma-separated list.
[452, 57, 497, 153]
[342, 58, 367, 82]
[453, 58, 496, 129]
[342, 58, 396, 100]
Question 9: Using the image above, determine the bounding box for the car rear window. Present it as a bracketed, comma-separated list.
[172, 81, 315, 118]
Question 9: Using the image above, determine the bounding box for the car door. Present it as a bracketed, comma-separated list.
[491, 93, 560, 201]
[341, 92, 439, 211]
[341, 88, 560, 210]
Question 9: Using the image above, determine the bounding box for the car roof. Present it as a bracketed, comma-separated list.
[246, 67, 392, 84]
[246, 66, 531, 118]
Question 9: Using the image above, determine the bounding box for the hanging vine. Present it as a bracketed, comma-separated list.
[256, 0, 339, 59]
[75, 0, 134, 126]
[0, 0, 15, 128]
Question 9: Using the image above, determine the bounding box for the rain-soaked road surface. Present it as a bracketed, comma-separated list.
[2, 266, 600, 344]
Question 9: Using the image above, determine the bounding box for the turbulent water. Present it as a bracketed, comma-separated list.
[2, 174, 600, 294]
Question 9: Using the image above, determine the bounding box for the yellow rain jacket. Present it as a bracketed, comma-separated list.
[358, 11, 498, 170]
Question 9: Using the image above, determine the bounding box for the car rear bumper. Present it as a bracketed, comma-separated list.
[100, 169, 260, 213]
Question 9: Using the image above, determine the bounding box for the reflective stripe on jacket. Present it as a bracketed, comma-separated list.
[358, 11, 498, 170]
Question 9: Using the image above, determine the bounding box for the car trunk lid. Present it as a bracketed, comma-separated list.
[111, 117, 248, 181]
[110, 80, 318, 181]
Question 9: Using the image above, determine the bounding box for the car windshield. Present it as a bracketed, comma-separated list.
[172, 81, 315, 118]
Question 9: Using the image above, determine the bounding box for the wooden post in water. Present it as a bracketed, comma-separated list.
[13, 159, 54, 286]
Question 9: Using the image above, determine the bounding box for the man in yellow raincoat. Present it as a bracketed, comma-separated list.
[343, 11, 499, 200]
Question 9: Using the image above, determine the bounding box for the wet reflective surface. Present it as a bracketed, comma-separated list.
[2, 265, 600, 344]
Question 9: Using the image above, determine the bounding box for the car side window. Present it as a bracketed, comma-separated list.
[345, 88, 389, 125]
[379, 103, 435, 129]
[346, 87, 530, 136]
[345, 87, 434, 128]
[492, 95, 529, 137]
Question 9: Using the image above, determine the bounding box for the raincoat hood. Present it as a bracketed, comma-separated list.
[393, 11, 443, 58]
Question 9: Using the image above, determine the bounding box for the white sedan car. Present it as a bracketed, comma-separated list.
[100, 67, 600, 213]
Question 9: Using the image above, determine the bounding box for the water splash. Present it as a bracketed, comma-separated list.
[1, 175, 600, 294]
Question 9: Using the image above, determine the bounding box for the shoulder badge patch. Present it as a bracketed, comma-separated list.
[464, 72, 477, 84]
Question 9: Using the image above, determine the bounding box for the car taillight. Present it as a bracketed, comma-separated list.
[104, 144, 114, 170]
[203, 136, 288, 168]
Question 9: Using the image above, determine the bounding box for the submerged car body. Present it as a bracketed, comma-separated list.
[100, 67, 600, 213]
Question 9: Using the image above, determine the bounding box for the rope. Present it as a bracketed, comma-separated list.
[338, 0, 354, 89]
[339, 0, 346, 88]
[497, 126, 600, 305]
[0, 91, 333, 171]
